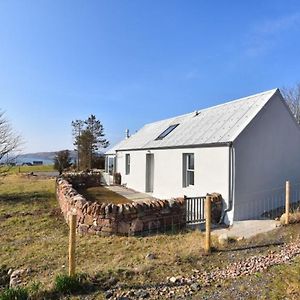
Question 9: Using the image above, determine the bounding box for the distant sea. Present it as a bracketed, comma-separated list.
[16, 156, 53, 165]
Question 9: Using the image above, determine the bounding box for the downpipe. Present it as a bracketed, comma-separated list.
[221, 143, 234, 223]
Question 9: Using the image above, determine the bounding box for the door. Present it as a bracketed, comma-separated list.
[145, 153, 154, 193]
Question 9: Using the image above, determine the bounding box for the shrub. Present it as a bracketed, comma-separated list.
[0, 287, 28, 300]
[54, 274, 81, 294]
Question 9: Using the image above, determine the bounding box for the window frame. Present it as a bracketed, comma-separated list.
[108, 157, 114, 175]
[155, 124, 179, 140]
[183, 153, 194, 187]
[105, 156, 109, 173]
[125, 153, 130, 175]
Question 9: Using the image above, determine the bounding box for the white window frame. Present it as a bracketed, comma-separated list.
[125, 154, 130, 175]
[105, 156, 109, 173]
[183, 153, 194, 187]
[108, 157, 114, 175]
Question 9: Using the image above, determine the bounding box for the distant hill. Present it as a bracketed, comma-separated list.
[17, 150, 104, 164]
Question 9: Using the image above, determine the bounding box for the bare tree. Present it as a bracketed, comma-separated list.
[0, 110, 22, 174]
[282, 83, 300, 124]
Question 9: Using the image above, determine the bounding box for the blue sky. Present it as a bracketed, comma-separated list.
[1, 0, 300, 153]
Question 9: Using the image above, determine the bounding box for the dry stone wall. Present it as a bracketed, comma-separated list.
[56, 177, 186, 236]
[62, 171, 103, 189]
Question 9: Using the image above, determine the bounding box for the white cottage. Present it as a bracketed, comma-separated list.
[105, 89, 300, 224]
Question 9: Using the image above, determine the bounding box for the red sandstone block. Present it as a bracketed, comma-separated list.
[101, 225, 117, 233]
[97, 218, 111, 226]
[77, 224, 89, 235]
[118, 221, 131, 234]
[76, 209, 84, 218]
[130, 219, 144, 233]
[84, 214, 94, 226]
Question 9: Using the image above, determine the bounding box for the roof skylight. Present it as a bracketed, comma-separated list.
[155, 124, 179, 140]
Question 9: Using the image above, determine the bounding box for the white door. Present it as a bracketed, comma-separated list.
[145, 154, 154, 193]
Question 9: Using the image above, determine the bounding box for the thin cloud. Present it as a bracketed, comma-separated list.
[244, 12, 300, 57]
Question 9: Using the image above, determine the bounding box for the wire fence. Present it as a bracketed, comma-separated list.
[236, 181, 300, 220]
[129, 180, 300, 237]
[136, 214, 187, 236]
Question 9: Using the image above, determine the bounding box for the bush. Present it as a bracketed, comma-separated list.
[0, 287, 28, 300]
[54, 273, 91, 294]
[54, 274, 82, 294]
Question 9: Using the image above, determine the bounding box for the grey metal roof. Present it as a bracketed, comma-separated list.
[106, 88, 279, 153]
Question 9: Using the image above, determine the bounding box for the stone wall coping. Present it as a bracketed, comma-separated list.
[57, 177, 185, 215]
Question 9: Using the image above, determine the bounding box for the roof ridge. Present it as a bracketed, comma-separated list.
[196, 88, 278, 113]
[143, 88, 278, 127]
[106, 88, 279, 153]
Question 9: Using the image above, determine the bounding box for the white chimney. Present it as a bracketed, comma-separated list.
[125, 129, 130, 139]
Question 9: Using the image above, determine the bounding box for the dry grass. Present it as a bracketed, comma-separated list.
[0, 175, 209, 289]
[7, 165, 55, 174]
[77, 186, 131, 204]
[1, 175, 300, 299]
[265, 257, 300, 300]
[280, 210, 300, 224]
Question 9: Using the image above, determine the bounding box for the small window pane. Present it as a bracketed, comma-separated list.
[187, 171, 194, 186]
[105, 157, 109, 173]
[125, 154, 130, 175]
[108, 157, 114, 175]
[183, 153, 195, 187]
[188, 154, 194, 170]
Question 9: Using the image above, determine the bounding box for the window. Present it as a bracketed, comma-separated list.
[125, 154, 130, 175]
[183, 153, 194, 187]
[155, 124, 179, 140]
[108, 157, 115, 175]
[105, 156, 109, 173]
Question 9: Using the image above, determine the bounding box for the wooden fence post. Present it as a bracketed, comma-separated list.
[69, 214, 77, 276]
[205, 195, 212, 254]
[285, 181, 290, 225]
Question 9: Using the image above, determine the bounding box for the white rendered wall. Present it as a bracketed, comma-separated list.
[116, 146, 230, 220]
[233, 94, 300, 220]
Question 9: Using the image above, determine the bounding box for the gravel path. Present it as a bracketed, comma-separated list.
[108, 239, 300, 299]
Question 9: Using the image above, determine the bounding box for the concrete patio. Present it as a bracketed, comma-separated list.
[105, 185, 156, 202]
[211, 219, 280, 239]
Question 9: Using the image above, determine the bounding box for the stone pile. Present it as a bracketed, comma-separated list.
[56, 178, 186, 236]
[107, 239, 300, 299]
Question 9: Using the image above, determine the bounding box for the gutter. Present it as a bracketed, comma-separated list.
[115, 141, 232, 152]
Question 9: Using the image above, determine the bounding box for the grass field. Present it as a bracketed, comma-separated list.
[0, 175, 299, 299]
[4, 164, 55, 174]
